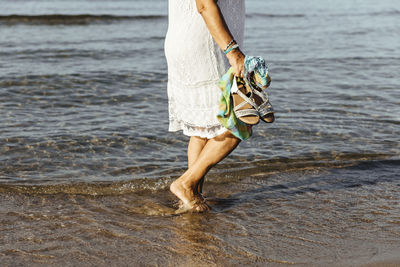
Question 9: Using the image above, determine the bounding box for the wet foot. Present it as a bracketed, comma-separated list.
[174, 199, 211, 214]
[170, 180, 210, 214]
[192, 200, 211, 212]
[170, 179, 195, 208]
[175, 194, 208, 210]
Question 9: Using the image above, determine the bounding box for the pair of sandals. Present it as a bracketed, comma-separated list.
[232, 74, 274, 125]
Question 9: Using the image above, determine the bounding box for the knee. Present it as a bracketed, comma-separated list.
[192, 136, 208, 143]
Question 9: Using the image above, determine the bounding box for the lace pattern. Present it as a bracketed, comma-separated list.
[169, 119, 228, 139]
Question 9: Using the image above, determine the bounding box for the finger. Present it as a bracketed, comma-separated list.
[235, 68, 240, 78]
[240, 66, 245, 78]
[237, 70, 243, 78]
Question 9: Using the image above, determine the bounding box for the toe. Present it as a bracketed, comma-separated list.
[192, 202, 211, 213]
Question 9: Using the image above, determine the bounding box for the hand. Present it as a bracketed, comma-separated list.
[226, 48, 245, 78]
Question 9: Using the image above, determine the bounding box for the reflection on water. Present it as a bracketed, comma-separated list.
[1, 0, 399, 184]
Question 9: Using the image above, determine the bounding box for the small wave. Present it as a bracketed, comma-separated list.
[0, 155, 397, 196]
[247, 13, 306, 18]
[0, 177, 173, 196]
[332, 9, 400, 17]
[369, 9, 400, 16]
[0, 14, 167, 25]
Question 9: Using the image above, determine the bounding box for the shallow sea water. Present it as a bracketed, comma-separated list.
[0, 0, 400, 266]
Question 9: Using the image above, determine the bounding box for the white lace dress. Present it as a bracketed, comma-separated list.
[164, 0, 245, 139]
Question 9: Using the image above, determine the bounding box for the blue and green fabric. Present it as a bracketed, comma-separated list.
[217, 67, 252, 140]
[244, 56, 271, 93]
[217, 55, 271, 141]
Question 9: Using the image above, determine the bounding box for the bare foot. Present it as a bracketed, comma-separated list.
[192, 201, 211, 212]
[170, 180, 211, 213]
[175, 194, 208, 210]
[170, 179, 195, 208]
[174, 199, 211, 214]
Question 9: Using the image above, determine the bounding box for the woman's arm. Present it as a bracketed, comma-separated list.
[195, 0, 245, 77]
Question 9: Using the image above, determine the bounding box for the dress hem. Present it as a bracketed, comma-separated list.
[169, 120, 228, 139]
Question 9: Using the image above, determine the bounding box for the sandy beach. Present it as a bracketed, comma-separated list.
[1, 158, 399, 266]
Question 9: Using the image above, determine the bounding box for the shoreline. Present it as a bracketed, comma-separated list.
[359, 260, 400, 267]
[1, 160, 399, 266]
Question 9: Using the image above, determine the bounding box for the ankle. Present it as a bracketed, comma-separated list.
[170, 177, 192, 191]
[180, 179, 194, 190]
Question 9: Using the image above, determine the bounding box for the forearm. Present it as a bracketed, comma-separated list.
[195, 0, 245, 77]
[195, 0, 233, 51]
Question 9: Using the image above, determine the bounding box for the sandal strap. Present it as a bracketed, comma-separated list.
[233, 89, 258, 110]
[234, 108, 260, 118]
[258, 102, 274, 116]
[258, 107, 274, 117]
[257, 100, 273, 110]
[252, 87, 269, 102]
[246, 82, 274, 116]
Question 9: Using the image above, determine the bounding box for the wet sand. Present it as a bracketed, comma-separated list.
[360, 261, 400, 267]
[1, 159, 399, 266]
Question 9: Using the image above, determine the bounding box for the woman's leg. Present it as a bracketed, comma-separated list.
[188, 136, 208, 167]
[170, 131, 241, 210]
[187, 136, 208, 196]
